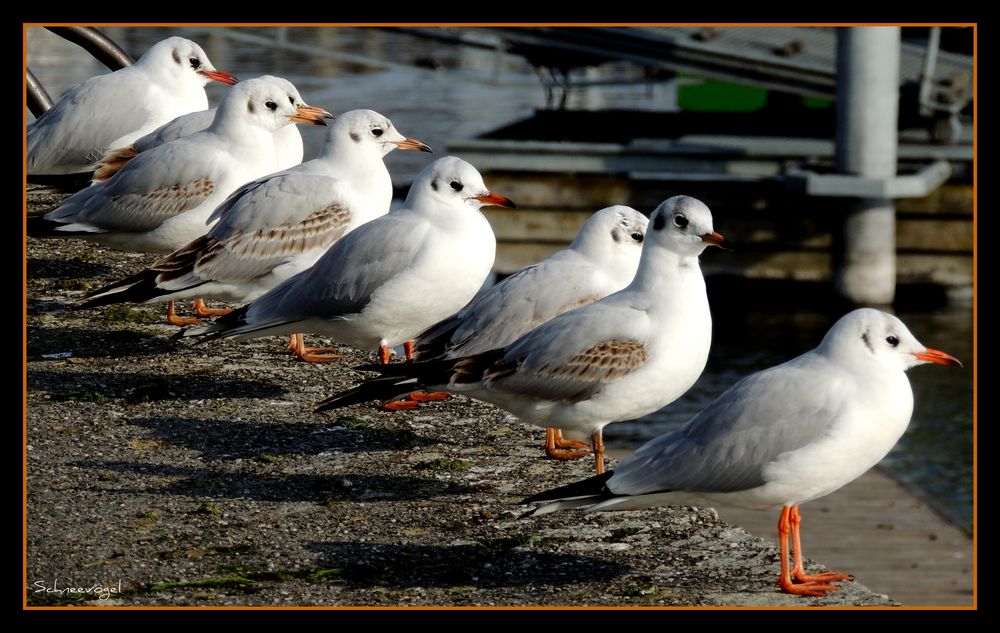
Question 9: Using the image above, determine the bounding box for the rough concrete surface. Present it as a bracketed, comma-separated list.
[25, 191, 895, 608]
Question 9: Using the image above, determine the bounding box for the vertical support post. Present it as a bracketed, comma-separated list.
[833, 27, 901, 305]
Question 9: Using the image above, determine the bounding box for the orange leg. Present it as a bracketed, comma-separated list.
[287, 332, 340, 363]
[406, 391, 451, 402]
[790, 505, 853, 583]
[554, 429, 590, 450]
[192, 297, 233, 317]
[777, 505, 839, 596]
[378, 344, 450, 410]
[592, 431, 606, 475]
[381, 399, 420, 411]
[165, 300, 203, 326]
[381, 390, 451, 411]
[544, 428, 592, 461]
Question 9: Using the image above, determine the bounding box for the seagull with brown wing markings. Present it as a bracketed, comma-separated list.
[28, 75, 332, 324]
[184, 157, 511, 368]
[74, 109, 432, 347]
[93, 104, 306, 184]
[406, 205, 648, 455]
[28, 75, 332, 254]
[315, 195, 726, 475]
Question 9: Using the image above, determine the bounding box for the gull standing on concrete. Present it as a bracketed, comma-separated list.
[93, 106, 305, 183]
[75, 109, 432, 338]
[316, 195, 726, 474]
[409, 205, 648, 454]
[186, 156, 513, 364]
[28, 75, 333, 255]
[28, 36, 238, 176]
[522, 308, 961, 596]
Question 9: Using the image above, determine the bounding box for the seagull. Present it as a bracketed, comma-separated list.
[408, 205, 648, 454]
[521, 308, 962, 597]
[27, 36, 239, 177]
[185, 156, 513, 366]
[315, 195, 726, 473]
[93, 106, 304, 183]
[75, 109, 432, 339]
[28, 75, 333, 256]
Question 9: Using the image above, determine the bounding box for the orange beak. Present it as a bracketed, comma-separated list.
[700, 231, 727, 247]
[913, 348, 962, 367]
[392, 138, 434, 153]
[475, 192, 517, 209]
[198, 69, 240, 86]
[289, 104, 334, 126]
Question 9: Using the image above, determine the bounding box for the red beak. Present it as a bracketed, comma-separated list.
[700, 231, 727, 247]
[474, 192, 517, 209]
[198, 69, 240, 86]
[913, 348, 962, 367]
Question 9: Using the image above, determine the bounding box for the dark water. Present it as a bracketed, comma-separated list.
[26, 26, 976, 533]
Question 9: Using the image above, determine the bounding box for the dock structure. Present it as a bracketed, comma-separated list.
[440, 26, 973, 302]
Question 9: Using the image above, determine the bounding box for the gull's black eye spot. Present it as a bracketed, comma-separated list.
[885, 336, 899, 347]
[631, 232, 643, 242]
[189, 57, 201, 69]
[372, 128, 384, 137]
[450, 181, 463, 192]
[265, 101, 278, 111]
[288, 95, 295, 105]
[673, 214, 689, 229]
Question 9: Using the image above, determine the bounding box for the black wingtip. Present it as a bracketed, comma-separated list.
[314, 376, 419, 413]
[26, 214, 65, 238]
[520, 471, 615, 505]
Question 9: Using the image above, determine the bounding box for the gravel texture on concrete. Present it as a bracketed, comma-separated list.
[25, 191, 895, 608]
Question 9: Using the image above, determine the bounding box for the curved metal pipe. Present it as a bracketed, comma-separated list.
[44, 26, 134, 71]
[27, 68, 53, 117]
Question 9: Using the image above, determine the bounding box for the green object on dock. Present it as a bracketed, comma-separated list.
[678, 78, 768, 111]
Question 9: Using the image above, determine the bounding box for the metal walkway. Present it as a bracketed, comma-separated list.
[476, 26, 972, 103]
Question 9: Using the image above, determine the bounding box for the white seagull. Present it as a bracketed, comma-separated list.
[409, 205, 648, 454]
[76, 109, 432, 340]
[29, 75, 333, 255]
[522, 308, 961, 597]
[186, 156, 513, 365]
[93, 106, 305, 183]
[27, 36, 238, 176]
[315, 195, 726, 473]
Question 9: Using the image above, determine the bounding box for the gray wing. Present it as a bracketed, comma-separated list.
[186, 173, 355, 285]
[28, 71, 152, 173]
[608, 354, 853, 495]
[44, 137, 223, 233]
[244, 213, 430, 325]
[134, 109, 216, 152]
[475, 302, 651, 404]
[444, 251, 608, 356]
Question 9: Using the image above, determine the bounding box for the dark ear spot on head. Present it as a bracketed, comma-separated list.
[611, 228, 623, 243]
[652, 212, 666, 232]
[247, 101, 255, 114]
[861, 331, 874, 353]
[172, 50, 182, 65]
[350, 132, 361, 142]
[431, 179, 439, 192]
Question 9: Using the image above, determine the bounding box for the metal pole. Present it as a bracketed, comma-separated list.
[26, 69, 53, 118]
[45, 26, 134, 71]
[833, 26, 901, 305]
